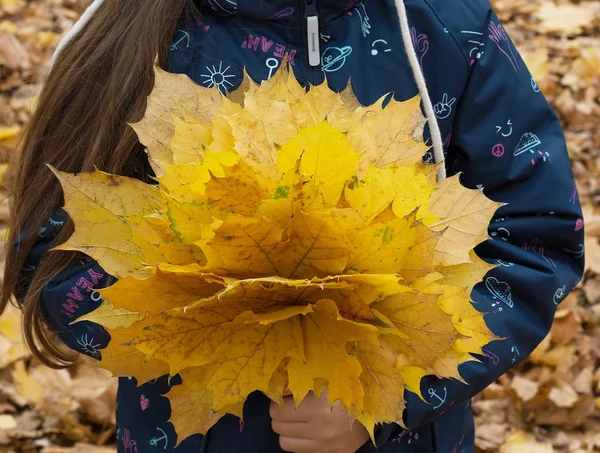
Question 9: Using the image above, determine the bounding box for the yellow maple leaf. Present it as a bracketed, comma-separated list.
[278, 122, 359, 208]
[99, 320, 169, 384]
[225, 71, 298, 180]
[49, 167, 201, 278]
[74, 300, 144, 329]
[167, 365, 244, 445]
[129, 67, 223, 166]
[347, 96, 429, 176]
[425, 175, 500, 266]
[58, 64, 501, 442]
[351, 340, 407, 439]
[286, 300, 378, 411]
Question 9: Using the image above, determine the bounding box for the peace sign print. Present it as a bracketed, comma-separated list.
[434, 93, 457, 119]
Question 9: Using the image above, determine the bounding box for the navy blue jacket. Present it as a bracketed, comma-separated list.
[22, 0, 585, 452]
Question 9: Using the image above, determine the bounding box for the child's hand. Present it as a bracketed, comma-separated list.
[269, 389, 370, 453]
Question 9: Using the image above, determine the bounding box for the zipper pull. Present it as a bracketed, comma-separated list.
[305, 0, 320, 67]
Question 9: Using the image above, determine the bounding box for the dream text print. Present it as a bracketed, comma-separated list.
[61, 267, 104, 318]
[241, 34, 297, 65]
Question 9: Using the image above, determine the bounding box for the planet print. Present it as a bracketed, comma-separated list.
[321, 46, 353, 72]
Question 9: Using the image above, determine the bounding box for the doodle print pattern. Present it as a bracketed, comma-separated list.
[267, 7, 293, 20]
[371, 39, 391, 56]
[522, 239, 556, 268]
[460, 30, 485, 65]
[77, 334, 101, 358]
[485, 276, 514, 309]
[201, 62, 236, 93]
[27, 1, 585, 452]
[563, 244, 585, 259]
[511, 345, 520, 363]
[122, 429, 139, 453]
[495, 119, 513, 137]
[241, 34, 297, 66]
[170, 30, 190, 51]
[355, 4, 371, 37]
[492, 143, 504, 157]
[433, 93, 457, 119]
[570, 180, 579, 204]
[322, 46, 353, 72]
[482, 347, 500, 366]
[553, 285, 566, 305]
[513, 132, 552, 165]
[140, 395, 150, 411]
[150, 427, 169, 449]
[488, 21, 519, 72]
[205, 0, 237, 16]
[410, 27, 429, 69]
[428, 386, 448, 409]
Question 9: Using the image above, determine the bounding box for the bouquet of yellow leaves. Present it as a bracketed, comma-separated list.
[52, 65, 500, 443]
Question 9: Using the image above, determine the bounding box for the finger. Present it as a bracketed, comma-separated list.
[271, 419, 310, 438]
[271, 393, 326, 422]
[448, 97, 456, 106]
[278, 436, 321, 453]
[269, 396, 297, 420]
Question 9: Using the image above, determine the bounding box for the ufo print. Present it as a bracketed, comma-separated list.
[322, 46, 353, 72]
[513, 132, 541, 156]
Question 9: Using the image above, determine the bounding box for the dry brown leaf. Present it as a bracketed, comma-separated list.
[0, 414, 17, 430]
[510, 375, 540, 403]
[584, 234, 600, 274]
[550, 310, 582, 345]
[572, 367, 594, 395]
[41, 445, 116, 453]
[548, 382, 579, 408]
[500, 430, 554, 453]
[535, 3, 600, 35]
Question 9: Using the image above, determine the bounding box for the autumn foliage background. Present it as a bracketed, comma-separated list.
[0, 0, 598, 452]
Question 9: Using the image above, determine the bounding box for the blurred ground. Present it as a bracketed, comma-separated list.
[0, 0, 599, 452]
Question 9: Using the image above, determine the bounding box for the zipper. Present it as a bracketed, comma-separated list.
[300, 0, 321, 85]
[201, 431, 210, 453]
[430, 423, 438, 453]
[304, 0, 320, 67]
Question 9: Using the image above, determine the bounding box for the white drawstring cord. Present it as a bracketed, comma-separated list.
[393, 0, 447, 180]
[49, 0, 106, 69]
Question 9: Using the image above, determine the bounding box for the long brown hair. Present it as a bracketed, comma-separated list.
[1, 0, 199, 367]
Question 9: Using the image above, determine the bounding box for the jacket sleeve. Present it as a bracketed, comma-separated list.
[377, 3, 585, 443]
[42, 255, 113, 360]
[21, 209, 113, 360]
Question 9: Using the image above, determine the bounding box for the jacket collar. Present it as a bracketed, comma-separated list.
[199, 0, 364, 24]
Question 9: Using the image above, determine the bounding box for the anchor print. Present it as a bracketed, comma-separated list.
[170, 30, 190, 51]
[150, 427, 169, 449]
[428, 386, 447, 409]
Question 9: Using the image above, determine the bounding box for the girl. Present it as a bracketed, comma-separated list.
[1, 0, 585, 452]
